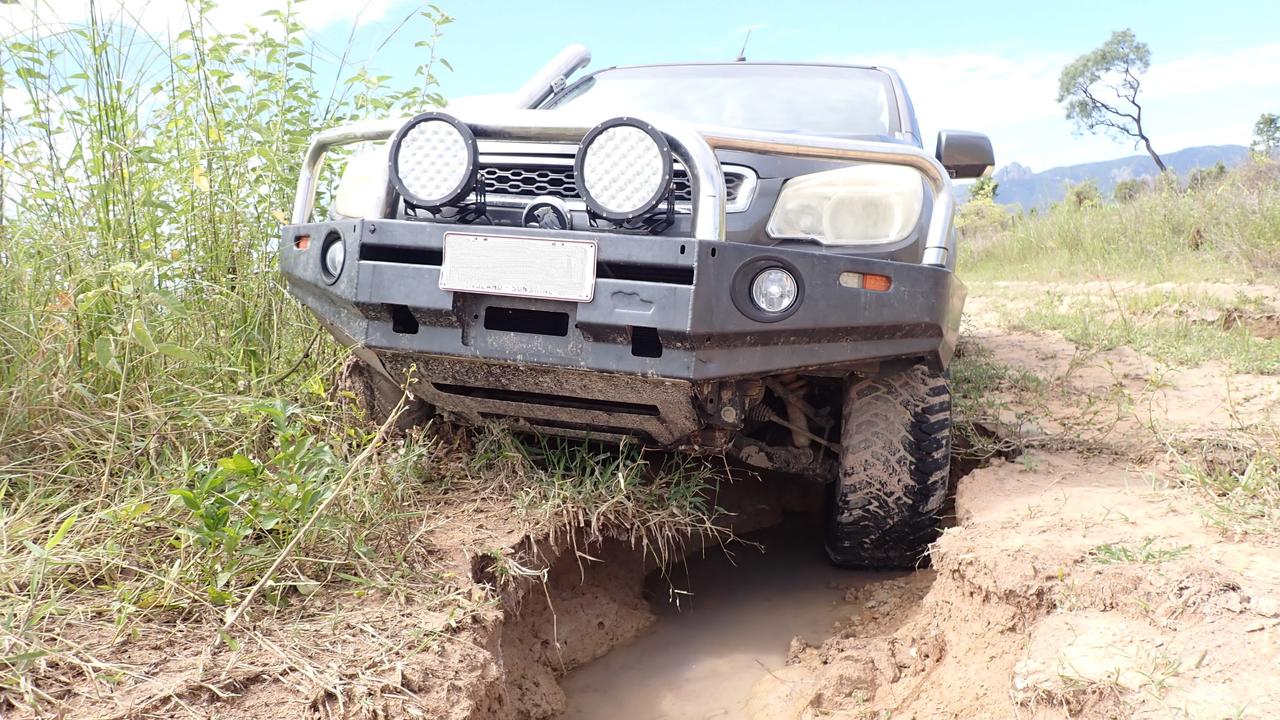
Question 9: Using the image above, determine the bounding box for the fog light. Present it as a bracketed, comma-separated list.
[322, 233, 345, 281]
[750, 268, 798, 313]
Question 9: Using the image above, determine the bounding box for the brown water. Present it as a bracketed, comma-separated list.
[560, 522, 872, 720]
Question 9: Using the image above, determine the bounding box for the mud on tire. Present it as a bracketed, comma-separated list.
[825, 363, 952, 569]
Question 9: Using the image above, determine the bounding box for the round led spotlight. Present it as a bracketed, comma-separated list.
[575, 117, 673, 221]
[751, 268, 798, 314]
[388, 112, 478, 210]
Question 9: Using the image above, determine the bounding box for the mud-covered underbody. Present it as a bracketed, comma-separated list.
[283, 218, 965, 474]
[368, 346, 854, 476]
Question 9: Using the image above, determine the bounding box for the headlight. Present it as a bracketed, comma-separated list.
[333, 143, 390, 219]
[766, 165, 925, 246]
[575, 117, 673, 221]
[389, 112, 478, 210]
[750, 268, 798, 313]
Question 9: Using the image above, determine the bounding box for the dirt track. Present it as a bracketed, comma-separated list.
[31, 283, 1280, 719]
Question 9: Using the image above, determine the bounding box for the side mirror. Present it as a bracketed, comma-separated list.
[935, 130, 994, 180]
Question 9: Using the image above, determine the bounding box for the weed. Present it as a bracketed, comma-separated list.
[1170, 439, 1280, 540]
[168, 402, 341, 605]
[949, 339, 1048, 460]
[1088, 538, 1190, 564]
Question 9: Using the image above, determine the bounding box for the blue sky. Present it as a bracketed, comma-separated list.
[7, 0, 1280, 172]
[299, 0, 1280, 171]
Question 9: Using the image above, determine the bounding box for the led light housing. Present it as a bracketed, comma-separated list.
[766, 164, 925, 246]
[334, 142, 390, 219]
[320, 231, 345, 283]
[751, 268, 798, 313]
[388, 112, 478, 210]
[575, 117, 673, 221]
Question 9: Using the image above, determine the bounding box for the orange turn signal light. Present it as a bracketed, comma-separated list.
[863, 273, 892, 292]
[838, 272, 892, 292]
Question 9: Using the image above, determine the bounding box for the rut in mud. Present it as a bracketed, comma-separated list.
[15, 284, 1277, 720]
[480, 462, 964, 720]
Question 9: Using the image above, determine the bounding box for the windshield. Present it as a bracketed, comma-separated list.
[546, 64, 898, 138]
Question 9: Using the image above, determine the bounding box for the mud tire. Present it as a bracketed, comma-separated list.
[338, 356, 433, 434]
[825, 364, 952, 569]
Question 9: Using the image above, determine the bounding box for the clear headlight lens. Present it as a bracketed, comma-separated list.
[333, 143, 389, 219]
[750, 268, 798, 313]
[766, 164, 925, 246]
[389, 113, 477, 209]
[577, 119, 672, 220]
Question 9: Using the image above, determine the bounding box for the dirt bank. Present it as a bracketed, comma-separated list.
[746, 452, 1280, 719]
[16, 281, 1278, 719]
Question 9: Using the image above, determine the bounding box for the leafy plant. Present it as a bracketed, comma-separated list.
[169, 402, 340, 604]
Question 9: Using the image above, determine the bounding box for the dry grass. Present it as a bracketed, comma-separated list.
[960, 162, 1280, 283]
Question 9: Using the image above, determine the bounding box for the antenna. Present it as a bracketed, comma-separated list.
[735, 29, 752, 62]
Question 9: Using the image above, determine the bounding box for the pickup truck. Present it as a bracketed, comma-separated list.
[279, 45, 994, 568]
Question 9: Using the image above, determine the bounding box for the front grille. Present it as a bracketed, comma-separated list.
[480, 165, 744, 204]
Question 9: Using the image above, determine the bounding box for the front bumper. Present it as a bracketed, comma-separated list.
[281, 219, 964, 444]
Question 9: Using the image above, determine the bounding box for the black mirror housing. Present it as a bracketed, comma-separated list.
[935, 130, 994, 180]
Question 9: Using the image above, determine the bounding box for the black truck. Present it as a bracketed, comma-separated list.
[279, 45, 994, 568]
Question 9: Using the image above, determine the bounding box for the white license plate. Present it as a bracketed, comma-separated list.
[439, 232, 597, 302]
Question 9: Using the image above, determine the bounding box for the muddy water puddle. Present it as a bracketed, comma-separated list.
[560, 522, 881, 719]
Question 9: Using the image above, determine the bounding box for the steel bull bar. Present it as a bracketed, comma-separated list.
[288, 115, 957, 266]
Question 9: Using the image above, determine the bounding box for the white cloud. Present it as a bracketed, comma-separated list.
[1143, 43, 1280, 99]
[819, 43, 1280, 172]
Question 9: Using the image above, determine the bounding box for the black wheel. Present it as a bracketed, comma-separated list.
[825, 363, 952, 569]
[338, 355, 433, 433]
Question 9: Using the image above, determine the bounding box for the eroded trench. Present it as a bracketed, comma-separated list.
[481, 451, 985, 720]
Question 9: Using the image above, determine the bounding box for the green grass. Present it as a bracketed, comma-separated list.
[1088, 538, 1191, 564]
[468, 429, 729, 567]
[949, 340, 1050, 459]
[0, 9, 735, 711]
[1009, 291, 1280, 374]
[0, 2, 469, 711]
[1171, 441, 1280, 541]
[959, 163, 1280, 283]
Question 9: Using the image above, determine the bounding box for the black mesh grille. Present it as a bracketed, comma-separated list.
[480, 166, 579, 197]
[480, 165, 744, 204]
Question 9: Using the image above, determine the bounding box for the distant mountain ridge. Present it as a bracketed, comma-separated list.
[983, 145, 1251, 209]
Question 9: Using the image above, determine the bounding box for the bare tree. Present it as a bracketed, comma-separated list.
[1058, 30, 1165, 172]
